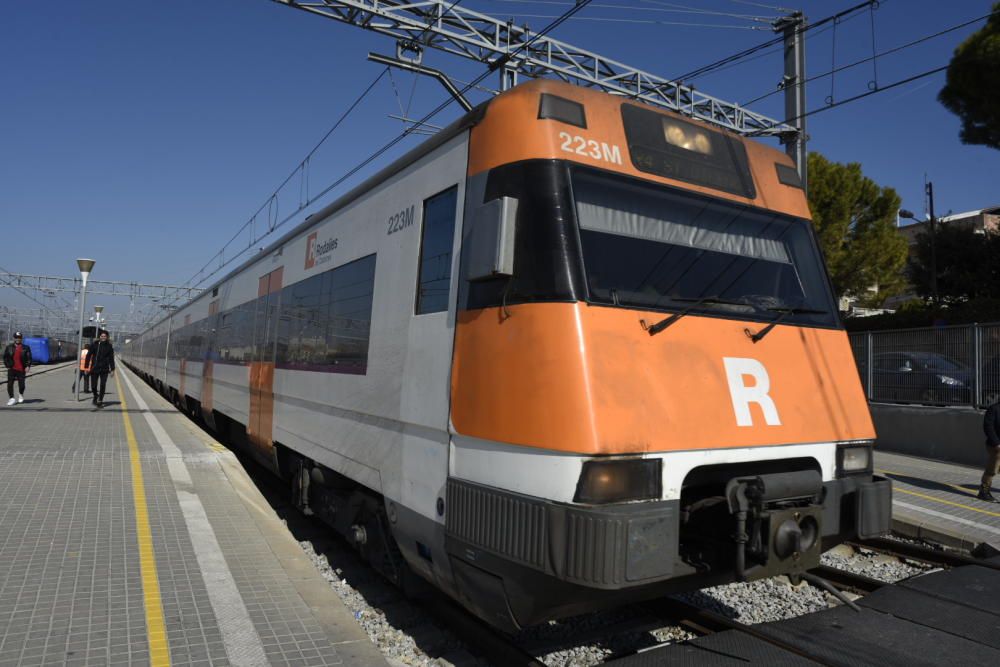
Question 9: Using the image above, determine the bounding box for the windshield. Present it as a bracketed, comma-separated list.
[572, 169, 838, 328]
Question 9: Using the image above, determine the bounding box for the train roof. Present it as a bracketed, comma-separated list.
[139, 79, 796, 334]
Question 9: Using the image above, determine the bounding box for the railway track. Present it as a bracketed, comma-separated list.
[852, 536, 1000, 571]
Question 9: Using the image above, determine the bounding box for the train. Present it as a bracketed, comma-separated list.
[123, 79, 891, 632]
[23, 336, 78, 364]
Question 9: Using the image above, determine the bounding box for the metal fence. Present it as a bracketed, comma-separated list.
[849, 322, 1000, 408]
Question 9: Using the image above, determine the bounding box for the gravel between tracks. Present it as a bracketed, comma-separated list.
[300, 533, 940, 667]
[821, 543, 935, 583]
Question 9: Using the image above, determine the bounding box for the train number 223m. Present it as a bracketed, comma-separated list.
[387, 205, 416, 235]
[558, 132, 623, 165]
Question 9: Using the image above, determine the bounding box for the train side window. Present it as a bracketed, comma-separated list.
[416, 186, 459, 315]
[275, 254, 376, 374]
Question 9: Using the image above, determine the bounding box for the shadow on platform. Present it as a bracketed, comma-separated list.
[882, 471, 980, 499]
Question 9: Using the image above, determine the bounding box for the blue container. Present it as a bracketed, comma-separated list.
[23, 337, 51, 364]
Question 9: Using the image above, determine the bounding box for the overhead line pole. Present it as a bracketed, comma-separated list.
[775, 11, 807, 191]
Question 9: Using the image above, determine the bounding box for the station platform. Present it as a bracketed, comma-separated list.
[876, 450, 1000, 552]
[0, 363, 388, 667]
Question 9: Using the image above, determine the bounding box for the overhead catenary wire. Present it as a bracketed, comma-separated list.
[165, 0, 595, 307]
[0, 264, 72, 329]
[750, 63, 950, 133]
[180, 67, 391, 295]
[488, 0, 772, 21]
[638, 0, 773, 22]
[669, 0, 880, 85]
[177, 0, 479, 299]
[728, 0, 792, 12]
[506, 14, 765, 29]
[741, 9, 1000, 107]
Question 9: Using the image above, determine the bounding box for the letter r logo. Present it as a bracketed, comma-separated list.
[723, 357, 781, 427]
[305, 232, 318, 269]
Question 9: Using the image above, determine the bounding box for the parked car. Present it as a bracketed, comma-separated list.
[872, 351, 971, 404]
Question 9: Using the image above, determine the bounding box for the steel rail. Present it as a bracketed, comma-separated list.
[852, 537, 1000, 572]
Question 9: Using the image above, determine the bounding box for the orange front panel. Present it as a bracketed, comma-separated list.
[451, 302, 873, 455]
[467, 80, 810, 220]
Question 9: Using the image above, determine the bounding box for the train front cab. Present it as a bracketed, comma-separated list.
[440, 81, 892, 631]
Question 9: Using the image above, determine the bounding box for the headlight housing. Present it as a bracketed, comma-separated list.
[574, 458, 662, 504]
[836, 442, 874, 477]
[936, 374, 962, 386]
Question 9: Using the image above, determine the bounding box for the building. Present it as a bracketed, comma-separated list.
[898, 205, 1000, 246]
[879, 205, 1000, 310]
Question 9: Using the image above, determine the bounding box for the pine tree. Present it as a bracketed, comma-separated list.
[807, 153, 909, 307]
[939, 4, 1000, 150]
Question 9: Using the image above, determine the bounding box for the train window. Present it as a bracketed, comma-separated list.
[276, 254, 376, 374]
[572, 168, 838, 328]
[416, 186, 459, 315]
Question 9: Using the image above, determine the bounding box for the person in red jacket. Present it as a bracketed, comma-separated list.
[3, 332, 32, 406]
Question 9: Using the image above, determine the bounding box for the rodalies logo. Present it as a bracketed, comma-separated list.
[305, 231, 337, 269]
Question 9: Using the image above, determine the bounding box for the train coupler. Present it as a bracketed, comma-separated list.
[726, 470, 824, 581]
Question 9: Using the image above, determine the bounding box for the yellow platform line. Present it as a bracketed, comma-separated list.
[116, 373, 172, 666]
[877, 470, 1000, 516]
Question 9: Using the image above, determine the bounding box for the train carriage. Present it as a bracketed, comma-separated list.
[124, 79, 891, 631]
[23, 336, 77, 364]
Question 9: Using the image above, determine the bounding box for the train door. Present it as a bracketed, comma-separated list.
[248, 266, 283, 469]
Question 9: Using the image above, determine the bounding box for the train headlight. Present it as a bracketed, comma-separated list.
[836, 442, 873, 477]
[661, 118, 714, 155]
[574, 458, 662, 504]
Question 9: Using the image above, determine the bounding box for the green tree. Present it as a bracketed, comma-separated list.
[807, 153, 909, 307]
[939, 4, 1000, 150]
[910, 225, 1000, 301]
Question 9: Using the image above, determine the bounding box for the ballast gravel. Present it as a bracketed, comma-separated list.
[300, 532, 935, 667]
[821, 543, 934, 583]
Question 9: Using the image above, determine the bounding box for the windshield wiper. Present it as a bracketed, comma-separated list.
[646, 295, 746, 336]
[745, 306, 828, 343]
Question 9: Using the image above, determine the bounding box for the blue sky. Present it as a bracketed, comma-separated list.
[2, 0, 997, 331]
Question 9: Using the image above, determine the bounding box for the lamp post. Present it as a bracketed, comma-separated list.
[75, 259, 95, 401]
[94, 306, 104, 336]
[900, 207, 938, 305]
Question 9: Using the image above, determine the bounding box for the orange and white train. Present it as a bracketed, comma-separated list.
[124, 79, 891, 631]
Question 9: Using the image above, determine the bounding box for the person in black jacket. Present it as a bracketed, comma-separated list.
[3, 332, 32, 406]
[87, 330, 115, 408]
[979, 400, 1000, 502]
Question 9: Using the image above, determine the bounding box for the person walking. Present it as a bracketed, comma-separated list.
[3, 332, 32, 406]
[87, 330, 115, 408]
[78, 344, 93, 394]
[978, 399, 1000, 502]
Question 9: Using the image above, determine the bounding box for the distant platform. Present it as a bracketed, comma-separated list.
[0, 364, 387, 666]
[876, 450, 1000, 552]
